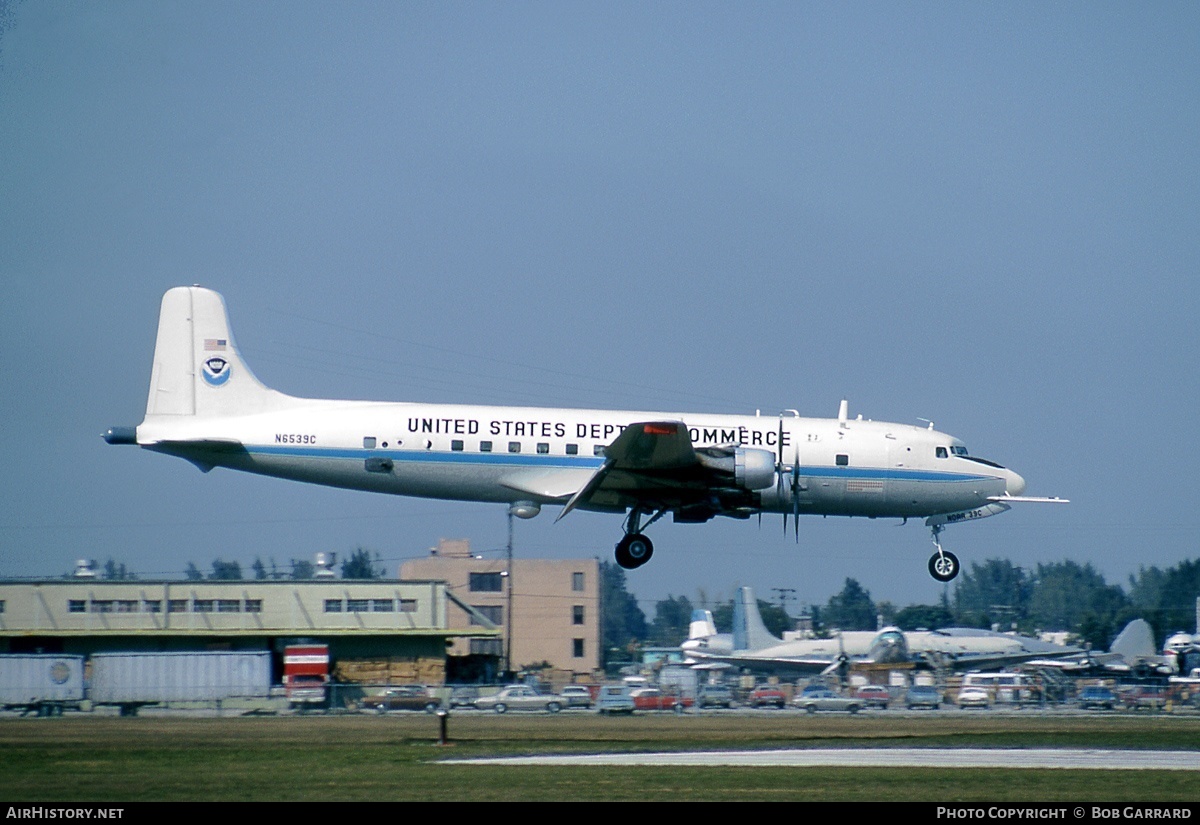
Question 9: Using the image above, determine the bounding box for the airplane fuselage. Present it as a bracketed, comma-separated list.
[138, 400, 1018, 521]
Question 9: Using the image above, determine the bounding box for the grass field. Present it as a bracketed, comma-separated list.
[2, 712, 1198, 802]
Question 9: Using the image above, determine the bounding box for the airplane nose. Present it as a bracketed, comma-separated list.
[1007, 470, 1026, 496]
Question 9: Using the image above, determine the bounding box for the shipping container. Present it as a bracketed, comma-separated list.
[89, 651, 270, 706]
[0, 654, 86, 714]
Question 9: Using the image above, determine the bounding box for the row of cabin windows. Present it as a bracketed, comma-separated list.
[364, 435, 603, 456]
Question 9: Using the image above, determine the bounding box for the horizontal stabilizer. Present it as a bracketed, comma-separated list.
[987, 494, 1069, 503]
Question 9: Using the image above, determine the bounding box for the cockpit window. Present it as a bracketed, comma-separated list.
[951, 446, 968, 456]
[936, 446, 948, 459]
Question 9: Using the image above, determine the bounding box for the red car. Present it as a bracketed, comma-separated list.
[629, 688, 694, 713]
[749, 685, 787, 708]
[853, 685, 891, 709]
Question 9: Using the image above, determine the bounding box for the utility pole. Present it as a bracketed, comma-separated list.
[504, 508, 514, 680]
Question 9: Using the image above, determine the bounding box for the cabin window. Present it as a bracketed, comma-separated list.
[835, 454, 849, 466]
[508, 442, 521, 453]
[479, 440, 492, 452]
[565, 443, 578, 455]
[537, 442, 549, 454]
[936, 446, 948, 459]
[363, 437, 376, 449]
[593, 445, 605, 456]
[451, 440, 464, 451]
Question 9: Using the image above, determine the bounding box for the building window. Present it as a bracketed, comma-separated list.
[372, 599, 394, 612]
[470, 638, 503, 656]
[168, 600, 188, 613]
[324, 599, 343, 613]
[91, 601, 114, 613]
[217, 599, 241, 613]
[193, 600, 214, 613]
[470, 605, 503, 626]
[573, 638, 585, 658]
[469, 572, 503, 592]
[399, 599, 417, 613]
[573, 605, 584, 625]
[116, 600, 138, 613]
[347, 599, 370, 613]
[572, 572, 585, 592]
[480, 440, 492, 452]
[68, 600, 86, 614]
[143, 600, 162, 613]
[244, 600, 262, 613]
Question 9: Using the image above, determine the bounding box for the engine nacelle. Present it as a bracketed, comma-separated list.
[735, 448, 777, 490]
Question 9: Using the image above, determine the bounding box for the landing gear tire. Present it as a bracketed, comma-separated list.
[614, 533, 654, 569]
[928, 550, 960, 582]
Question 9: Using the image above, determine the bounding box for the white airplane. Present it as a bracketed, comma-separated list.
[1030, 619, 1182, 677]
[682, 587, 1085, 675]
[105, 286, 1065, 581]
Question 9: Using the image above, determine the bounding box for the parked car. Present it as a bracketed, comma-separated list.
[448, 686, 479, 709]
[359, 685, 442, 714]
[853, 685, 891, 709]
[1078, 685, 1118, 710]
[474, 685, 565, 714]
[630, 687, 693, 713]
[795, 688, 861, 714]
[749, 685, 788, 708]
[697, 684, 736, 709]
[559, 685, 594, 709]
[904, 685, 943, 710]
[1120, 686, 1167, 711]
[596, 684, 636, 714]
[957, 687, 991, 709]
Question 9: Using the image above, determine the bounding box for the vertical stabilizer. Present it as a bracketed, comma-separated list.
[1109, 619, 1156, 662]
[688, 609, 718, 642]
[731, 587, 782, 652]
[144, 286, 291, 419]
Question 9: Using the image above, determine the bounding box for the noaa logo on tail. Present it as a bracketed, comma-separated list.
[202, 356, 231, 387]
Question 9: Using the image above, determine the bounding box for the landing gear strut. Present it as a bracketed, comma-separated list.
[927, 524, 960, 582]
[613, 507, 665, 570]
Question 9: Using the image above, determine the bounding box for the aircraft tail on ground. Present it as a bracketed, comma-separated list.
[142, 286, 293, 419]
[1110, 619, 1157, 662]
[731, 586, 782, 651]
[688, 609, 718, 642]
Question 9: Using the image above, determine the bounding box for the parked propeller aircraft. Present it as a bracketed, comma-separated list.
[106, 287, 1064, 581]
[1029, 619, 1183, 677]
[682, 587, 1085, 676]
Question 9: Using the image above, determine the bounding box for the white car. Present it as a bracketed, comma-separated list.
[559, 685, 594, 709]
[957, 687, 991, 709]
[474, 685, 565, 714]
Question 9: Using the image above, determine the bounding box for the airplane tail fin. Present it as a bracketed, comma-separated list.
[731, 587, 782, 651]
[1109, 618, 1156, 662]
[143, 286, 293, 419]
[688, 609, 718, 642]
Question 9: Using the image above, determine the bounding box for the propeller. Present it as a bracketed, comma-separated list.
[776, 418, 802, 541]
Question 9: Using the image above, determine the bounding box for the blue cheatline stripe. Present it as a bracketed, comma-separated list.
[243, 445, 995, 483]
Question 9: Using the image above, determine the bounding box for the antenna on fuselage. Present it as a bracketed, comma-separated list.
[917, 417, 935, 430]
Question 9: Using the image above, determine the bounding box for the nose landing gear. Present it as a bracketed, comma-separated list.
[927, 524, 960, 582]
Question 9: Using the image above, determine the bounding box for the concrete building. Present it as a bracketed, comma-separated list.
[0, 578, 497, 685]
[401, 539, 601, 679]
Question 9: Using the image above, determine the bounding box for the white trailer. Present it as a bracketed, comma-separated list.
[0, 654, 86, 715]
[89, 651, 270, 715]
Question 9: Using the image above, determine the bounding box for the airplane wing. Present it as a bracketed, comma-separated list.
[557, 421, 752, 520]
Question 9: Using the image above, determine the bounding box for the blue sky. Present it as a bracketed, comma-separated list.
[2, 1, 1197, 619]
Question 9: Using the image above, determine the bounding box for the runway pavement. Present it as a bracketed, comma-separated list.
[449, 748, 1200, 770]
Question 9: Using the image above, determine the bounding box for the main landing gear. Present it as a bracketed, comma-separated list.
[614, 507, 666, 570]
[927, 524, 960, 583]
